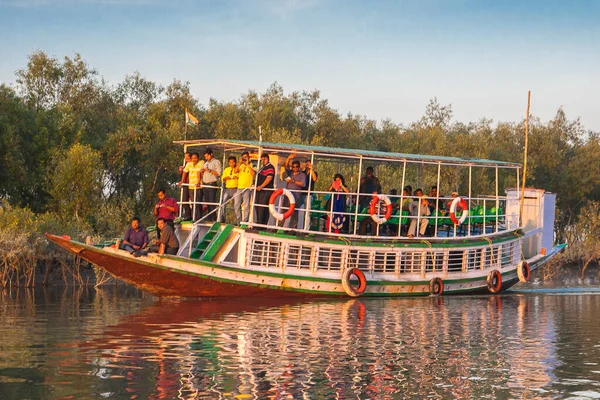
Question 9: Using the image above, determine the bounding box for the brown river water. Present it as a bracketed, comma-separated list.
[1, 286, 600, 399]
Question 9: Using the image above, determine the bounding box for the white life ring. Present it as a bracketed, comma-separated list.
[268, 188, 295, 221]
[369, 194, 393, 224]
[449, 196, 469, 225]
[341, 267, 367, 297]
[517, 261, 531, 283]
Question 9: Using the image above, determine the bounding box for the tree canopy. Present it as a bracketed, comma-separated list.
[0, 51, 599, 241]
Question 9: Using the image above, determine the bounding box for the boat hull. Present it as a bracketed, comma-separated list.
[45, 234, 562, 298]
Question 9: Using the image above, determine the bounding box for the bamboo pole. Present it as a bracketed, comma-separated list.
[519, 91, 531, 224]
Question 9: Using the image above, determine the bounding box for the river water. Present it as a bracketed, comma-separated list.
[1, 286, 600, 399]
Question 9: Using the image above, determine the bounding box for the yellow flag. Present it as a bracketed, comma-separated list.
[185, 108, 199, 126]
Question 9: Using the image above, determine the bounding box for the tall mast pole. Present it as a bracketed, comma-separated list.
[519, 91, 531, 224]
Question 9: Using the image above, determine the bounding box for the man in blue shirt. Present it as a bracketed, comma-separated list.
[121, 217, 149, 254]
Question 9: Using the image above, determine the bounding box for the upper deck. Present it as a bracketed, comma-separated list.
[176, 139, 524, 242]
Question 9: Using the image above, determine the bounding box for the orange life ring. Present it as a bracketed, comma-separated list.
[517, 261, 531, 283]
[342, 267, 367, 297]
[429, 277, 444, 296]
[450, 196, 469, 225]
[369, 194, 393, 224]
[268, 188, 295, 221]
[487, 269, 502, 293]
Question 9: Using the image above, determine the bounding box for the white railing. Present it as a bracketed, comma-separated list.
[245, 235, 521, 275]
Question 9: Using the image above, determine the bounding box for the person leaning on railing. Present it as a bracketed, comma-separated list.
[177, 152, 191, 219]
[234, 151, 255, 223]
[254, 153, 275, 225]
[178, 152, 203, 221]
[283, 160, 307, 229]
[201, 148, 222, 222]
[221, 156, 240, 224]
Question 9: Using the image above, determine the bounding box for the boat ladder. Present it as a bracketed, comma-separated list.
[190, 222, 233, 261]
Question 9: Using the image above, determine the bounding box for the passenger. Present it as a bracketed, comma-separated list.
[303, 157, 318, 194]
[178, 152, 203, 221]
[283, 160, 307, 229]
[401, 187, 413, 212]
[153, 189, 178, 238]
[147, 218, 180, 255]
[177, 152, 191, 220]
[201, 148, 222, 221]
[428, 185, 441, 214]
[359, 190, 383, 235]
[235, 151, 255, 223]
[387, 188, 399, 235]
[121, 217, 149, 255]
[221, 156, 240, 223]
[254, 153, 275, 225]
[326, 174, 349, 233]
[408, 195, 431, 238]
[358, 166, 382, 210]
[445, 191, 459, 213]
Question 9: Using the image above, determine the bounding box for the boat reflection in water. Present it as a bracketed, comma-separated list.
[75, 294, 561, 399]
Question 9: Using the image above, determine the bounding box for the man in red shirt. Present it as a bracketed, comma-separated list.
[154, 189, 179, 238]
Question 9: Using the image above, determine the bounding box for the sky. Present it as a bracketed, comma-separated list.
[1, 0, 599, 130]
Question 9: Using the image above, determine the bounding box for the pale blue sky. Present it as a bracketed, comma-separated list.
[1, 0, 599, 130]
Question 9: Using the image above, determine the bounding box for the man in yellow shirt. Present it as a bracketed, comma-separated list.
[220, 156, 240, 223]
[178, 152, 204, 221]
[234, 151, 255, 223]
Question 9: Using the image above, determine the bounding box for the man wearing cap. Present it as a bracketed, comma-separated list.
[254, 153, 275, 225]
[201, 148, 222, 221]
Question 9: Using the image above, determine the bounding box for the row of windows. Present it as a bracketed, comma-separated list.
[245, 239, 519, 274]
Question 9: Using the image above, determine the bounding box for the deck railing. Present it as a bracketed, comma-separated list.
[244, 234, 521, 275]
[178, 185, 518, 241]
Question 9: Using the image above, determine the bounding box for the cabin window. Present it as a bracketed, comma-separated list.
[466, 249, 481, 271]
[316, 248, 344, 271]
[500, 242, 516, 267]
[373, 252, 396, 273]
[449, 250, 465, 272]
[247, 239, 282, 268]
[286, 244, 313, 270]
[425, 251, 445, 273]
[346, 250, 372, 272]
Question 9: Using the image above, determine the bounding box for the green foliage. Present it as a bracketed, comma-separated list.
[0, 50, 599, 273]
[49, 143, 103, 221]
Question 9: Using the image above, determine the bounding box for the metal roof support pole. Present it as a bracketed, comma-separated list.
[495, 166, 499, 233]
[435, 162, 441, 237]
[352, 156, 364, 235]
[303, 153, 316, 232]
[468, 165, 472, 237]
[249, 127, 263, 227]
[516, 167, 521, 228]
[397, 160, 407, 238]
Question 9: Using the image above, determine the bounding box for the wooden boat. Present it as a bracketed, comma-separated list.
[46, 139, 564, 297]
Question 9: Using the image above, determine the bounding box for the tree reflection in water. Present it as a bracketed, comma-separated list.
[2, 287, 600, 399]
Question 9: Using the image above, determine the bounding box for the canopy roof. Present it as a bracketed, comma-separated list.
[174, 139, 521, 168]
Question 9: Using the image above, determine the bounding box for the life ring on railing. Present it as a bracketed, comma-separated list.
[517, 261, 531, 283]
[487, 269, 502, 293]
[341, 267, 367, 297]
[449, 196, 469, 225]
[268, 188, 295, 221]
[369, 194, 393, 224]
[429, 277, 444, 296]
